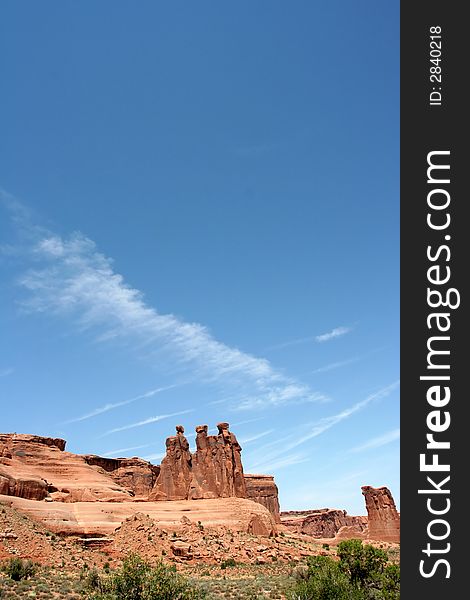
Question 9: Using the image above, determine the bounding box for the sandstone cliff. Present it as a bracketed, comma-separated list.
[244, 474, 280, 523]
[0, 427, 280, 522]
[0, 433, 156, 503]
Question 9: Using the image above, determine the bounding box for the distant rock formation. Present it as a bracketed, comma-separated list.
[280, 509, 367, 538]
[361, 485, 400, 543]
[244, 475, 281, 523]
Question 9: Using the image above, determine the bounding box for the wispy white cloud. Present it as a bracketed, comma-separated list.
[100, 443, 153, 457]
[315, 326, 352, 343]
[100, 409, 194, 437]
[62, 384, 180, 425]
[0, 367, 13, 377]
[233, 386, 330, 411]
[263, 335, 317, 351]
[243, 382, 399, 469]
[312, 357, 360, 374]
[16, 229, 326, 411]
[239, 429, 274, 446]
[246, 453, 308, 474]
[285, 381, 399, 450]
[350, 428, 400, 453]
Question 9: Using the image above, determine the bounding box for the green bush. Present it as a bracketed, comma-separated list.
[1, 557, 37, 581]
[294, 555, 364, 600]
[337, 539, 387, 586]
[292, 540, 400, 600]
[220, 558, 237, 569]
[86, 553, 206, 600]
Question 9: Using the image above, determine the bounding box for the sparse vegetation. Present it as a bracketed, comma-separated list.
[293, 539, 400, 599]
[1, 558, 37, 581]
[0, 499, 400, 599]
[84, 553, 206, 599]
[220, 558, 237, 569]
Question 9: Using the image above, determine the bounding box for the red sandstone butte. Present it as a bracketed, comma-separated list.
[244, 474, 281, 523]
[361, 485, 400, 543]
[0, 425, 281, 524]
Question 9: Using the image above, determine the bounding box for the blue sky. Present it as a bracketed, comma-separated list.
[0, 1, 399, 515]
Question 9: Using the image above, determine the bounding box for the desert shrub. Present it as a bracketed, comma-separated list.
[220, 558, 237, 569]
[292, 540, 400, 600]
[293, 555, 363, 600]
[1, 557, 37, 581]
[84, 567, 102, 591]
[336, 539, 388, 586]
[86, 553, 206, 599]
[337, 539, 399, 598]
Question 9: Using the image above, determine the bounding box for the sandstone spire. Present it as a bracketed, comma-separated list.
[361, 485, 400, 543]
[149, 426, 192, 501]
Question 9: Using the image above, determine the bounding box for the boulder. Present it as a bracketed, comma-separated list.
[248, 514, 273, 536]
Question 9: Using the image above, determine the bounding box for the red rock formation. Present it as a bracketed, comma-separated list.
[149, 426, 192, 501]
[244, 474, 280, 523]
[84, 456, 160, 499]
[280, 508, 367, 538]
[0, 427, 280, 522]
[0, 433, 138, 502]
[189, 423, 246, 500]
[247, 514, 274, 536]
[1, 494, 276, 537]
[0, 472, 48, 501]
[361, 485, 400, 543]
[0, 434, 66, 456]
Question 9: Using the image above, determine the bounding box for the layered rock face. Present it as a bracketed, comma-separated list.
[84, 456, 160, 499]
[244, 474, 280, 523]
[0, 427, 280, 522]
[1, 495, 277, 537]
[361, 486, 400, 543]
[281, 509, 367, 538]
[0, 434, 156, 503]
